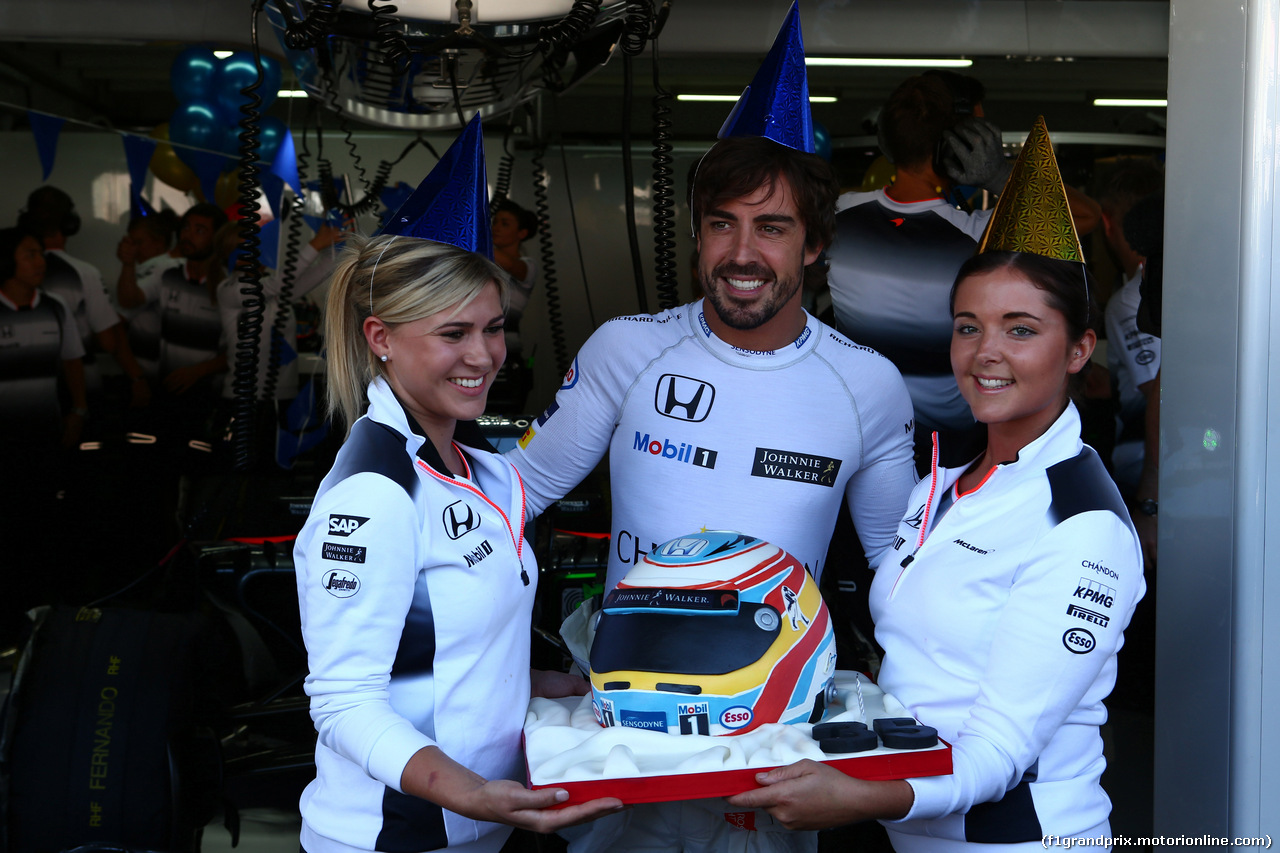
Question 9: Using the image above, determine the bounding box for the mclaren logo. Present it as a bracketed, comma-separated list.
[654, 374, 715, 422]
[904, 506, 925, 529]
[443, 501, 481, 540]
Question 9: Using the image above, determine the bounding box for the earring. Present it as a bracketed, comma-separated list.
[380, 354, 388, 363]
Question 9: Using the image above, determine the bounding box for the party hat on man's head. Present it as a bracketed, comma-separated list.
[379, 113, 492, 258]
[976, 116, 1083, 262]
[717, 2, 814, 154]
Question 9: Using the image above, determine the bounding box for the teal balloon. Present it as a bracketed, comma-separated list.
[812, 120, 832, 162]
[169, 101, 229, 170]
[217, 52, 282, 119]
[171, 46, 220, 104]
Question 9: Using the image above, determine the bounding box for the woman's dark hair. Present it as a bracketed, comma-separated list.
[691, 136, 837, 254]
[0, 226, 39, 283]
[950, 250, 1100, 340]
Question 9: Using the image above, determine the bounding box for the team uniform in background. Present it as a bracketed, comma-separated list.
[119, 255, 182, 380]
[0, 289, 83, 442]
[137, 262, 224, 394]
[1103, 269, 1160, 493]
[294, 378, 537, 853]
[508, 299, 917, 591]
[871, 404, 1144, 851]
[827, 190, 992, 433]
[217, 243, 337, 401]
[41, 249, 115, 392]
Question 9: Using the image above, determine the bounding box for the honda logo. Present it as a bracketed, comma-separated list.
[443, 501, 481, 540]
[654, 374, 715, 422]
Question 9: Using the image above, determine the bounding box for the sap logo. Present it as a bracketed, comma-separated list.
[1063, 627, 1096, 654]
[658, 537, 709, 558]
[632, 432, 718, 469]
[720, 706, 753, 730]
[560, 358, 580, 390]
[619, 710, 667, 731]
[1074, 578, 1116, 609]
[464, 539, 494, 567]
[443, 501, 481, 540]
[1066, 603, 1110, 628]
[323, 570, 361, 598]
[1081, 560, 1119, 580]
[654, 374, 715, 422]
[328, 514, 369, 537]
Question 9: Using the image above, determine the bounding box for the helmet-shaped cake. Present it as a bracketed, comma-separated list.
[588, 531, 836, 736]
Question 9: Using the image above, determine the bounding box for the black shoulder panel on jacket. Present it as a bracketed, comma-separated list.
[1046, 446, 1128, 526]
[317, 419, 418, 502]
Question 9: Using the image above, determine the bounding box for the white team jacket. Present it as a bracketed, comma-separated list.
[295, 378, 536, 853]
[870, 403, 1144, 848]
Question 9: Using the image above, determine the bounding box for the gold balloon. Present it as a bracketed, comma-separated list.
[859, 155, 896, 192]
[148, 123, 200, 195]
[215, 168, 242, 211]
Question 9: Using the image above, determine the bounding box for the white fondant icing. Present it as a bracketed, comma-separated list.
[525, 672, 946, 787]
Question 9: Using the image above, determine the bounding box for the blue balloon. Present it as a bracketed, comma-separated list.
[257, 116, 287, 164]
[812, 120, 832, 163]
[169, 101, 231, 171]
[217, 52, 283, 119]
[171, 46, 220, 104]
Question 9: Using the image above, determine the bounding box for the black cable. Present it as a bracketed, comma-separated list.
[620, 52, 648, 313]
[447, 53, 468, 129]
[537, 0, 602, 89]
[531, 148, 568, 376]
[282, 0, 342, 50]
[230, 1, 271, 472]
[650, 36, 678, 309]
[551, 97, 597, 328]
[367, 0, 412, 76]
[490, 132, 516, 216]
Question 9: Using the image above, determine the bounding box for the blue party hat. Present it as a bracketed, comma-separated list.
[717, 2, 814, 154]
[379, 114, 492, 257]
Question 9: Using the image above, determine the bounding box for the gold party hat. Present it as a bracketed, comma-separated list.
[975, 116, 1084, 262]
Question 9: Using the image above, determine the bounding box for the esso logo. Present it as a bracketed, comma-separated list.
[1063, 628, 1096, 654]
[720, 706, 753, 730]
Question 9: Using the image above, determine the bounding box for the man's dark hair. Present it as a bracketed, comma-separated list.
[493, 199, 537, 239]
[130, 209, 179, 248]
[0, 226, 39, 283]
[19, 186, 79, 239]
[878, 75, 960, 168]
[691, 136, 837, 254]
[180, 202, 229, 233]
[922, 70, 986, 117]
[1097, 158, 1165, 218]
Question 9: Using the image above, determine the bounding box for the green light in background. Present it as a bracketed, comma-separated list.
[1203, 428, 1221, 451]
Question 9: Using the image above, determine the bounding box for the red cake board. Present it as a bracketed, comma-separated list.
[528, 740, 951, 807]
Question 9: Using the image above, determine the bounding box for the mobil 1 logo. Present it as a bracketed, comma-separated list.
[678, 701, 711, 735]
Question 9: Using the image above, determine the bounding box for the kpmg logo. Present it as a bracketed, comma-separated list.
[1074, 578, 1116, 609]
[655, 374, 715, 422]
[443, 501, 481, 540]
